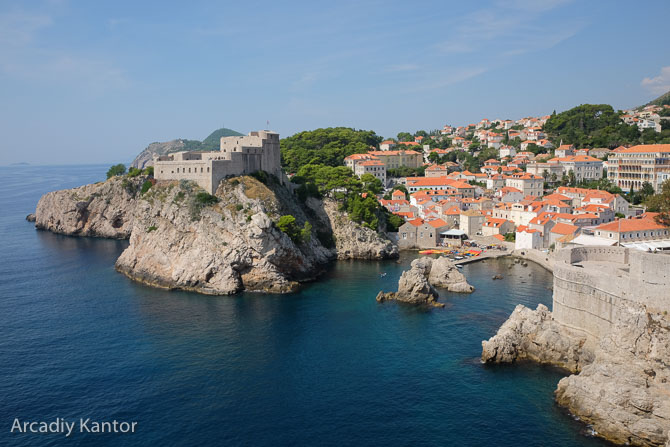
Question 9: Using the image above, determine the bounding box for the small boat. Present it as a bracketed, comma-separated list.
[455, 256, 464, 260]
[380, 272, 387, 278]
[456, 264, 463, 269]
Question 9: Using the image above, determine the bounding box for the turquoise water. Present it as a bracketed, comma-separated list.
[0, 165, 610, 446]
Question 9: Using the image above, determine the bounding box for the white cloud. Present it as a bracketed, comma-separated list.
[641, 66, 670, 95]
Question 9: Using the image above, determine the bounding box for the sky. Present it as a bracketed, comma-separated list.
[1, 0, 669, 165]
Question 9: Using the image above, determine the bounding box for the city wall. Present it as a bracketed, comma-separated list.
[552, 246, 670, 340]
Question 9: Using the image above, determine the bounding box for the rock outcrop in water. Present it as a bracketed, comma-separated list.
[428, 256, 475, 293]
[376, 257, 473, 307]
[481, 304, 594, 373]
[34, 176, 146, 239]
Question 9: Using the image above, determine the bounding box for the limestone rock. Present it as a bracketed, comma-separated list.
[34, 176, 144, 239]
[25, 213, 36, 222]
[115, 177, 334, 295]
[555, 305, 670, 447]
[481, 304, 593, 373]
[376, 256, 473, 307]
[307, 198, 398, 260]
[428, 256, 475, 293]
[395, 264, 438, 304]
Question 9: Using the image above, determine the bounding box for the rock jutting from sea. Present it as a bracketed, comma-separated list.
[376, 256, 474, 307]
[482, 247, 670, 446]
[30, 173, 398, 295]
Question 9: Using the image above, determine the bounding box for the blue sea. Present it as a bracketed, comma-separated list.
[0, 165, 610, 446]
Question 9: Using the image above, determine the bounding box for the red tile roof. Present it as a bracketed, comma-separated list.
[551, 223, 579, 235]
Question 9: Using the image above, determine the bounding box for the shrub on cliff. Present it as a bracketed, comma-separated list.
[127, 167, 143, 178]
[140, 180, 153, 195]
[277, 215, 311, 244]
[194, 192, 219, 206]
[106, 164, 126, 179]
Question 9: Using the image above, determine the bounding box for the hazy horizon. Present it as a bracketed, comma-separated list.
[1, 0, 669, 165]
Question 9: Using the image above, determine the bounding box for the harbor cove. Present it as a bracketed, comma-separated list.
[1, 165, 613, 446]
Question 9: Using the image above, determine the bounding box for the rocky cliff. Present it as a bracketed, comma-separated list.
[115, 177, 335, 294]
[33, 171, 400, 295]
[555, 303, 670, 447]
[306, 198, 398, 260]
[34, 176, 146, 239]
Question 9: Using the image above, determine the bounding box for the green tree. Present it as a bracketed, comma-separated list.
[106, 164, 126, 179]
[360, 173, 382, 194]
[645, 179, 670, 226]
[396, 132, 413, 142]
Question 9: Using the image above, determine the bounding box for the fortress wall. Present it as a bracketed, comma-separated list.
[552, 246, 670, 341]
[155, 160, 214, 192]
[555, 246, 629, 265]
[627, 250, 670, 312]
[552, 264, 629, 339]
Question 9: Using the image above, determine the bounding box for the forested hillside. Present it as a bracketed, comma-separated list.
[280, 127, 382, 173]
[543, 104, 670, 147]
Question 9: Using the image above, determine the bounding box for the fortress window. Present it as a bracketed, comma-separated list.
[201, 167, 203, 173]
[177, 168, 180, 173]
[207, 167, 210, 173]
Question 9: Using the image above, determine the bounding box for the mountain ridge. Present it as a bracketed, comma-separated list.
[131, 127, 244, 169]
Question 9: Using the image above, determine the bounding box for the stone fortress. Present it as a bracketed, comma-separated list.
[552, 246, 669, 340]
[154, 130, 283, 193]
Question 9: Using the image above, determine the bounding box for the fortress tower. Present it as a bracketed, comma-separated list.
[154, 130, 282, 193]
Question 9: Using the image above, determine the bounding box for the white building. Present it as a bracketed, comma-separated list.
[354, 159, 386, 184]
[515, 227, 542, 250]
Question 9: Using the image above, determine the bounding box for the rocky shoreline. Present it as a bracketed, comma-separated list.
[482, 248, 670, 447]
[30, 174, 398, 295]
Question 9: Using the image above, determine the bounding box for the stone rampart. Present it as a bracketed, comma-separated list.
[552, 246, 669, 340]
